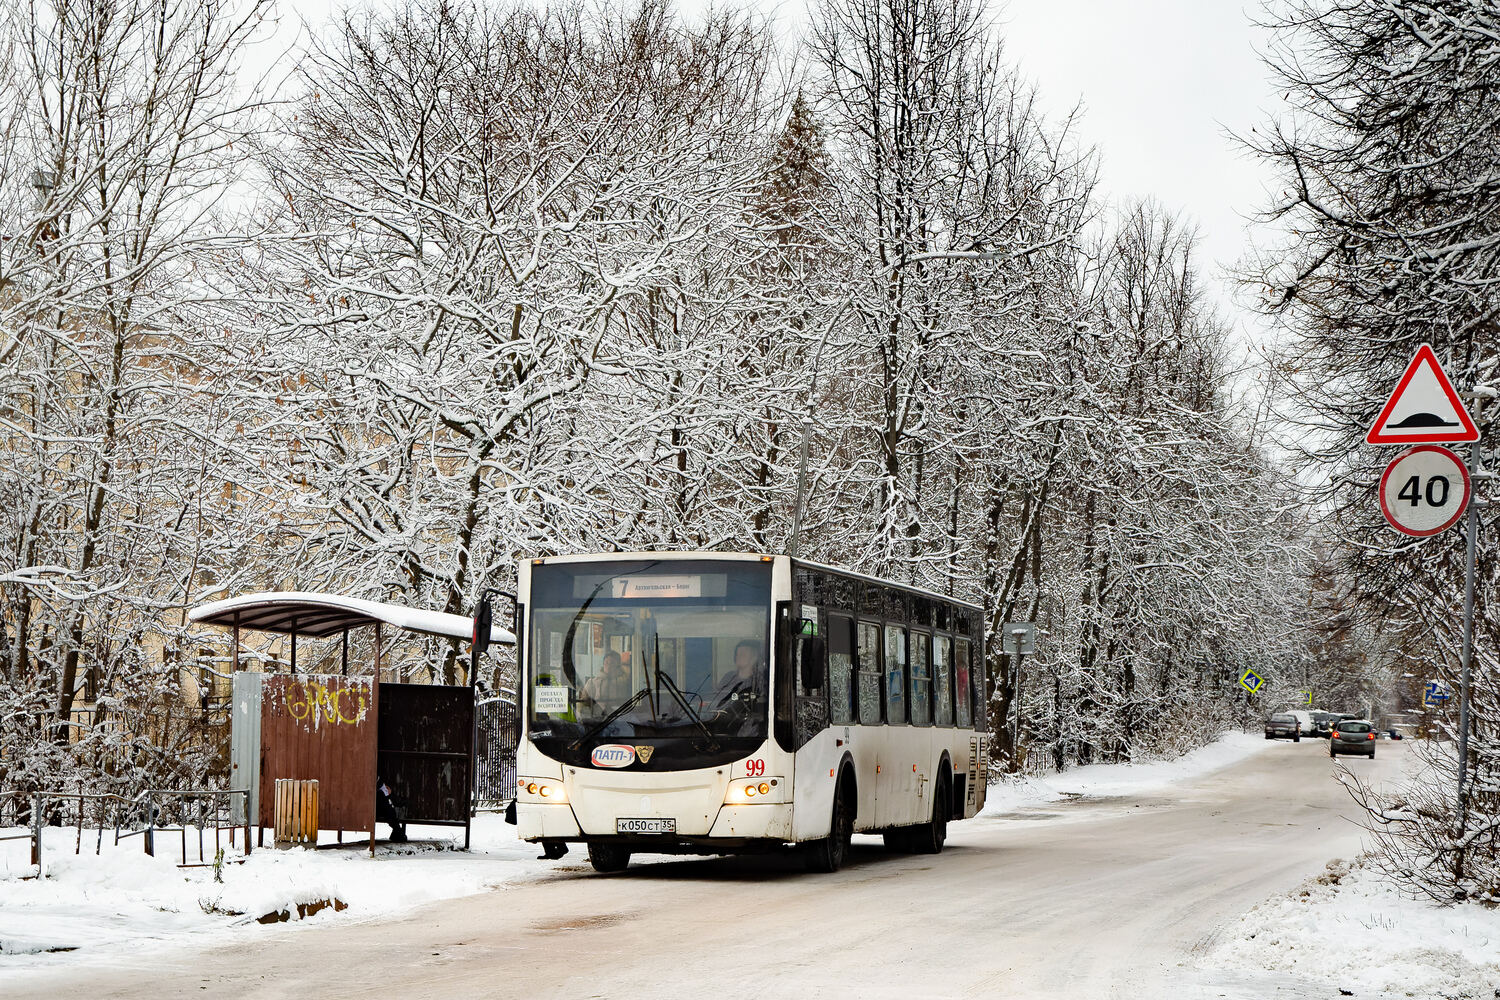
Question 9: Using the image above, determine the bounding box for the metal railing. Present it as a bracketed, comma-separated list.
[473, 696, 518, 811]
[1, 787, 250, 877]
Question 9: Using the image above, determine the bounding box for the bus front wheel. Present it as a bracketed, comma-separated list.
[805, 777, 854, 873]
[587, 842, 631, 873]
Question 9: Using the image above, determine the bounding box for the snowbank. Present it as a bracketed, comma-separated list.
[1208, 856, 1500, 999]
[0, 814, 547, 969]
[980, 729, 1271, 814]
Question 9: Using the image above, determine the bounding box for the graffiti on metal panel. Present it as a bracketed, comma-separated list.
[285, 680, 368, 727]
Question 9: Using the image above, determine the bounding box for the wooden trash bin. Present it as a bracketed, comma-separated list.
[274, 778, 319, 845]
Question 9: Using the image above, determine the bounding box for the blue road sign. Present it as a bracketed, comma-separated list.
[1424, 681, 1452, 706]
[1239, 669, 1265, 694]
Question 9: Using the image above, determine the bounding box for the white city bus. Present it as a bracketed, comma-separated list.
[511, 551, 988, 872]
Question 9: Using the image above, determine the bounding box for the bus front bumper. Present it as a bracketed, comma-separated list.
[518, 803, 582, 841]
[709, 803, 792, 840]
[519, 801, 794, 843]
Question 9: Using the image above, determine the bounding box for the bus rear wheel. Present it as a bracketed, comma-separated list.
[912, 774, 949, 855]
[805, 777, 854, 873]
[587, 842, 631, 873]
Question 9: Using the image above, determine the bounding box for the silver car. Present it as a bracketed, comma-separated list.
[1330, 719, 1376, 758]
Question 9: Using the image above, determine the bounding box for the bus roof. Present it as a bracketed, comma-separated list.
[527, 551, 983, 613]
[791, 558, 983, 613]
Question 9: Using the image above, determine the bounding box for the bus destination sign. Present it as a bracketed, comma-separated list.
[610, 574, 724, 599]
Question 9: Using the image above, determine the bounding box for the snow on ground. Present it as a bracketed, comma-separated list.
[1207, 855, 1500, 999]
[12, 730, 1488, 996]
[0, 813, 551, 970]
[3, 736, 1271, 972]
[980, 729, 1273, 815]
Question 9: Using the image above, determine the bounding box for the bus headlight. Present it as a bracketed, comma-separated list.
[725, 777, 783, 803]
[517, 777, 567, 803]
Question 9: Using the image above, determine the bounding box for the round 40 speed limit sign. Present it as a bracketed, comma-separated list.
[1379, 445, 1471, 537]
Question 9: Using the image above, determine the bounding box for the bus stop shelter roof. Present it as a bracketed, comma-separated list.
[188, 591, 515, 644]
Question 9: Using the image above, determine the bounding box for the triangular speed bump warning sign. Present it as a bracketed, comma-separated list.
[1366, 344, 1479, 445]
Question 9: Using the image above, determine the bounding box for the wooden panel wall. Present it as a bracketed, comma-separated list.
[259, 673, 377, 834]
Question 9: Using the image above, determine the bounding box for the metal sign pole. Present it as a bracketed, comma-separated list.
[1010, 629, 1026, 764]
[1456, 395, 1485, 861]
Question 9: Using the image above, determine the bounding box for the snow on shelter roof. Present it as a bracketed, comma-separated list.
[188, 591, 515, 644]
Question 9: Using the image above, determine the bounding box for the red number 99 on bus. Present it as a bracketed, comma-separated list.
[745, 759, 765, 777]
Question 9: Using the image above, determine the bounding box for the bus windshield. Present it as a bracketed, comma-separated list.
[527, 559, 772, 744]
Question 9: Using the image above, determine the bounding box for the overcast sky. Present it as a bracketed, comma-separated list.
[755, 0, 1284, 324]
[999, 0, 1282, 323]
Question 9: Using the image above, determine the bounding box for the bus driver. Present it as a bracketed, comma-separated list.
[581, 651, 630, 713]
[710, 640, 764, 717]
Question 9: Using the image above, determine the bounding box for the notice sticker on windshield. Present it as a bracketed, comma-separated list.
[534, 685, 569, 714]
[799, 604, 819, 636]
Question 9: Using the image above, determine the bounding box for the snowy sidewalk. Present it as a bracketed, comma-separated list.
[0, 813, 550, 969]
[1207, 856, 1500, 999]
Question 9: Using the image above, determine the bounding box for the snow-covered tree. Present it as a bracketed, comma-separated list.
[0, 0, 274, 791]
[1249, 0, 1500, 898]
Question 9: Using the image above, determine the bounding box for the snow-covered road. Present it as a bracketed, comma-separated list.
[4, 737, 1418, 999]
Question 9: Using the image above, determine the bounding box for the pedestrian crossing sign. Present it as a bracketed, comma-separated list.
[1239, 669, 1265, 694]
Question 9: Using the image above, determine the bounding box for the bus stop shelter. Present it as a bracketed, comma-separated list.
[189, 592, 513, 851]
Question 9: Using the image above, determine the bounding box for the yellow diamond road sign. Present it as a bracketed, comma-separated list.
[1239, 669, 1265, 694]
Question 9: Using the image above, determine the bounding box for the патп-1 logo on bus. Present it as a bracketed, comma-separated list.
[591, 744, 636, 768]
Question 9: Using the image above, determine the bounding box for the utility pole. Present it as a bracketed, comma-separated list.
[789, 418, 813, 559]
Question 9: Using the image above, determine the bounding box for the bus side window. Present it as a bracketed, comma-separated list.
[973, 644, 988, 733]
[828, 615, 854, 726]
[857, 622, 882, 725]
[933, 635, 953, 726]
[883, 624, 906, 724]
[909, 630, 931, 725]
[954, 638, 972, 727]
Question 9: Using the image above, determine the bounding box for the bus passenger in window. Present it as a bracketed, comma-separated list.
[581, 651, 630, 712]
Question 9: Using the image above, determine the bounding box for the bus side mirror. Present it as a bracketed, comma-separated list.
[799, 635, 825, 690]
[471, 597, 493, 659]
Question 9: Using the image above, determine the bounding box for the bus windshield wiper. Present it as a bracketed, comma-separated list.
[653, 635, 719, 751]
[569, 686, 652, 750]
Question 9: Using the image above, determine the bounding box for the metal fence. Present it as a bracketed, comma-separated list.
[473, 697, 518, 810]
[0, 787, 250, 877]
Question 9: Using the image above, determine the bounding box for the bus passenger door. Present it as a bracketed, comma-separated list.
[874, 624, 909, 828]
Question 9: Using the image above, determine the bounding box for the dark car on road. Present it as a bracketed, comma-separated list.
[1330, 719, 1377, 758]
[1309, 711, 1337, 737]
[1264, 713, 1301, 741]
